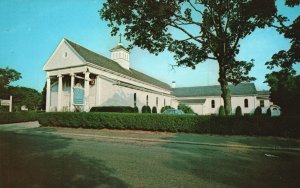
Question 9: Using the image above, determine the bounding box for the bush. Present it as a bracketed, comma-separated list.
[254, 106, 262, 116]
[90, 106, 135, 113]
[178, 103, 194, 114]
[160, 106, 173, 113]
[133, 106, 139, 113]
[152, 106, 157, 113]
[142, 106, 151, 113]
[0, 112, 40, 124]
[219, 106, 225, 116]
[37, 113, 300, 138]
[266, 108, 271, 117]
[235, 106, 242, 116]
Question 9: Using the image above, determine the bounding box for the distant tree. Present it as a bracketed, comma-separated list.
[265, 1, 300, 115]
[177, 103, 194, 114]
[39, 82, 47, 110]
[0, 67, 22, 98]
[235, 106, 242, 116]
[8, 86, 42, 111]
[219, 106, 225, 116]
[100, 0, 278, 115]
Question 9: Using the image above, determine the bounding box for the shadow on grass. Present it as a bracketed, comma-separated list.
[0, 131, 128, 188]
[162, 140, 300, 188]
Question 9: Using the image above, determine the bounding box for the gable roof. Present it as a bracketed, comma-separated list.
[64, 39, 171, 90]
[172, 83, 257, 97]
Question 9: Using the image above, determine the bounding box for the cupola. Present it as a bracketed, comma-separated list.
[110, 34, 130, 69]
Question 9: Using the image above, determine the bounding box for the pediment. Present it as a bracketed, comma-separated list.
[43, 39, 86, 71]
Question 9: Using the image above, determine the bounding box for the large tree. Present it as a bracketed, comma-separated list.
[100, 0, 277, 115]
[265, 0, 300, 115]
[0, 67, 22, 95]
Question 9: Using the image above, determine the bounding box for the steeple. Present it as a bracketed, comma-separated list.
[110, 34, 130, 70]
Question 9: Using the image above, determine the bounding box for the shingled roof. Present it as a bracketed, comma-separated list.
[172, 83, 257, 97]
[65, 39, 171, 90]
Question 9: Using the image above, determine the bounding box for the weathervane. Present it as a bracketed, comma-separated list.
[119, 33, 122, 43]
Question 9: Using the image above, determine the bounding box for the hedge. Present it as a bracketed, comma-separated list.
[37, 112, 300, 138]
[0, 112, 40, 124]
[89, 106, 135, 113]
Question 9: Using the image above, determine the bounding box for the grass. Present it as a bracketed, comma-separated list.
[0, 122, 300, 188]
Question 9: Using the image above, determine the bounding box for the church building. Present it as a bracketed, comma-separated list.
[43, 38, 273, 115]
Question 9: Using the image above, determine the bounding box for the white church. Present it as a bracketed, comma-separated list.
[43, 38, 274, 115]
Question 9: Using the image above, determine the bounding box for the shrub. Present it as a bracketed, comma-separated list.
[160, 106, 173, 113]
[235, 106, 242, 116]
[142, 106, 151, 113]
[133, 106, 139, 113]
[152, 106, 157, 113]
[219, 106, 225, 116]
[266, 108, 271, 117]
[0, 112, 40, 124]
[178, 103, 194, 114]
[37, 113, 300, 138]
[89, 106, 134, 113]
[254, 106, 262, 116]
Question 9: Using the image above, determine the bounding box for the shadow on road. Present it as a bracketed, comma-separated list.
[0, 130, 128, 188]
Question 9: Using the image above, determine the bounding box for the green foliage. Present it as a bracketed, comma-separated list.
[7, 86, 42, 111]
[235, 106, 242, 116]
[265, 2, 300, 116]
[40, 82, 47, 110]
[99, 1, 278, 115]
[142, 106, 151, 113]
[90, 106, 135, 113]
[254, 107, 263, 116]
[38, 113, 300, 138]
[266, 108, 272, 117]
[133, 106, 139, 113]
[160, 106, 173, 113]
[219, 106, 225, 116]
[177, 103, 194, 114]
[0, 67, 22, 90]
[0, 112, 40, 124]
[151, 106, 157, 114]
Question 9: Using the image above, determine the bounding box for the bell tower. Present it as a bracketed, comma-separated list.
[110, 34, 130, 70]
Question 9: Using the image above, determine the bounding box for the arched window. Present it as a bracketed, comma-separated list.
[244, 99, 248, 108]
[164, 98, 166, 107]
[211, 100, 215, 108]
[134, 93, 137, 107]
[146, 95, 149, 106]
[156, 97, 158, 107]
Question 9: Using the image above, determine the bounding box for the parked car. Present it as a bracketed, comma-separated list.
[162, 109, 185, 115]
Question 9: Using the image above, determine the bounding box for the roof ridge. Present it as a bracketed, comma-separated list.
[64, 38, 171, 90]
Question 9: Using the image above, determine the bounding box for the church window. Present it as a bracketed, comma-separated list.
[156, 97, 158, 107]
[64, 52, 68, 58]
[146, 95, 149, 106]
[164, 99, 166, 107]
[211, 100, 215, 108]
[244, 99, 249, 108]
[260, 100, 264, 107]
[134, 93, 137, 107]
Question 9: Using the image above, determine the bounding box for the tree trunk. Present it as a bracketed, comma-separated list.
[218, 66, 232, 116]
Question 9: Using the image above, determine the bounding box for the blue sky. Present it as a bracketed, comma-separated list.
[0, 0, 299, 92]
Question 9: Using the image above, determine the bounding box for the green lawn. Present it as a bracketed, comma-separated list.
[0, 122, 300, 188]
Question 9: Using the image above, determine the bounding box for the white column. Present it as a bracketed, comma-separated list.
[95, 75, 101, 106]
[46, 76, 51, 112]
[84, 71, 90, 112]
[70, 74, 75, 112]
[57, 75, 63, 112]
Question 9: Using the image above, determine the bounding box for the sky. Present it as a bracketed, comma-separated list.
[0, 0, 299, 92]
